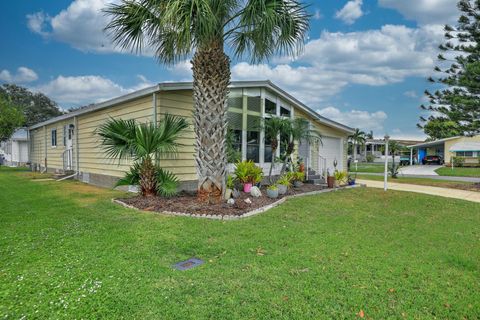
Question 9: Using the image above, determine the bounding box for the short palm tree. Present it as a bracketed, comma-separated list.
[349, 128, 366, 161]
[97, 114, 188, 197]
[263, 117, 289, 182]
[104, 0, 310, 204]
[279, 118, 320, 176]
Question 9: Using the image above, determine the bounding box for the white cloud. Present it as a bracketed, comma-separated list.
[404, 90, 418, 98]
[232, 24, 443, 106]
[26, 0, 153, 55]
[0, 67, 38, 83]
[317, 107, 388, 133]
[335, 0, 364, 25]
[378, 0, 458, 25]
[35, 74, 153, 106]
[313, 9, 322, 20]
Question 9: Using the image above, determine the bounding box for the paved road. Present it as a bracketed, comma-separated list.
[356, 172, 480, 183]
[358, 179, 480, 204]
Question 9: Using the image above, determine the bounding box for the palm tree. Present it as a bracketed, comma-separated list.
[97, 114, 188, 197]
[263, 117, 289, 182]
[348, 128, 366, 161]
[104, 0, 310, 204]
[279, 118, 320, 176]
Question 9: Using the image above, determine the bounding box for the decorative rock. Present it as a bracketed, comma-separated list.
[224, 188, 233, 200]
[244, 198, 252, 204]
[227, 198, 235, 205]
[250, 186, 262, 198]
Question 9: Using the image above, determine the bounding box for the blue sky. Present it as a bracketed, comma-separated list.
[0, 0, 459, 139]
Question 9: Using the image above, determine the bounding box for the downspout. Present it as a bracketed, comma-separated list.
[42, 125, 47, 173]
[152, 92, 159, 167]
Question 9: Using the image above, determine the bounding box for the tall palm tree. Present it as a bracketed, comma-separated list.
[263, 116, 289, 182]
[97, 114, 188, 197]
[349, 128, 366, 161]
[104, 0, 310, 204]
[279, 118, 320, 176]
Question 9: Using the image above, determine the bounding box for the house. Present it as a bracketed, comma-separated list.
[0, 128, 30, 167]
[28, 81, 354, 190]
[354, 138, 423, 162]
[407, 135, 480, 166]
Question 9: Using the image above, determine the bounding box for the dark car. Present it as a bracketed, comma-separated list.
[422, 155, 443, 165]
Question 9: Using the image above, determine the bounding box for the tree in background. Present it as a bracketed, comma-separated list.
[0, 96, 24, 142]
[0, 84, 63, 127]
[419, 0, 480, 136]
[423, 118, 461, 140]
[348, 128, 366, 161]
[104, 0, 310, 204]
[366, 130, 374, 139]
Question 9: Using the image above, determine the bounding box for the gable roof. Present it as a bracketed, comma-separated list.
[29, 80, 354, 134]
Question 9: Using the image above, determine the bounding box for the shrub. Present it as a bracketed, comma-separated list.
[277, 174, 292, 187]
[366, 154, 375, 163]
[267, 184, 278, 190]
[389, 164, 399, 178]
[452, 156, 465, 167]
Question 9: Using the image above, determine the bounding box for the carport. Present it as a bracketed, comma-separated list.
[407, 139, 448, 165]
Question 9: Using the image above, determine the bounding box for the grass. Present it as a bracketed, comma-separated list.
[435, 166, 480, 178]
[1, 167, 480, 319]
[350, 162, 388, 173]
[356, 174, 479, 191]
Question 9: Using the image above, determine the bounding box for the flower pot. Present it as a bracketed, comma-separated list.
[266, 188, 279, 199]
[348, 180, 356, 186]
[243, 183, 253, 193]
[224, 188, 233, 200]
[293, 180, 303, 188]
[277, 184, 288, 195]
[299, 163, 305, 172]
[327, 176, 335, 188]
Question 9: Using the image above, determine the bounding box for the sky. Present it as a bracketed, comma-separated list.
[0, 0, 461, 140]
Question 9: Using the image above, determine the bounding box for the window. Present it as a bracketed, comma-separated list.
[265, 98, 276, 115]
[456, 151, 473, 157]
[246, 115, 261, 162]
[51, 129, 57, 147]
[280, 106, 291, 117]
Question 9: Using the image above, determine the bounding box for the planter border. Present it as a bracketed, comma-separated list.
[112, 184, 364, 221]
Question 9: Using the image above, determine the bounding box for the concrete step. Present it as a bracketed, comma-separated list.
[307, 179, 326, 185]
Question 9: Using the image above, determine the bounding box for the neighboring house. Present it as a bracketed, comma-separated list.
[28, 81, 354, 190]
[0, 128, 30, 167]
[354, 138, 423, 162]
[408, 135, 480, 166]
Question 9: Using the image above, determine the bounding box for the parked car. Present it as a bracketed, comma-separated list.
[422, 155, 443, 165]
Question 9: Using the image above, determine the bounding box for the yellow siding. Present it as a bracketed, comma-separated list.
[157, 90, 197, 181]
[444, 135, 480, 164]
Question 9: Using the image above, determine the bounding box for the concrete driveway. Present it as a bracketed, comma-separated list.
[398, 165, 442, 176]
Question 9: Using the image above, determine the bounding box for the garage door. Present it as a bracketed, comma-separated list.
[319, 136, 343, 173]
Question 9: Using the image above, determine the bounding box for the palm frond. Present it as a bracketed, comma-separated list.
[115, 162, 141, 187]
[156, 168, 179, 197]
[96, 117, 137, 161]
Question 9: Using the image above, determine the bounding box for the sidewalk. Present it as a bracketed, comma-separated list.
[357, 179, 480, 204]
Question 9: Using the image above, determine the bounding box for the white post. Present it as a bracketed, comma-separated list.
[410, 147, 413, 166]
[384, 135, 389, 191]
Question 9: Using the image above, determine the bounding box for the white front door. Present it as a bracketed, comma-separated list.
[66, 125, 74, 170]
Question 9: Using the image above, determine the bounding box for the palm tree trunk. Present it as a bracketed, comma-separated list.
[139, 156, 156, 197]
[268, 146, 277, 184]
[353, 142, 357, 161]
[192, 43, 230, 204]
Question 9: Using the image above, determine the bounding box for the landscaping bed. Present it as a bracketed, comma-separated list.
[118, 183, 330, 216]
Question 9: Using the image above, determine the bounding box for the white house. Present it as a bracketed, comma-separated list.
[1, 128, 29, 167]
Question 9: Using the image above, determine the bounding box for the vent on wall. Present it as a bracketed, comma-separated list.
[82, 172, 90, 183]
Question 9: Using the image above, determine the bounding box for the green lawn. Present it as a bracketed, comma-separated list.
[1, 168, 480, 319]
[350, 162, 387, 173]
[356, 174, 479, 191]
[435, 166, 480, 178]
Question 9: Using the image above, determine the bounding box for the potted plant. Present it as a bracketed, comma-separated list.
[225, 175, 235, 199]
[290, 171, 305, 188]
[327, 169, 335, 188]
[266, 184, 279, 198]
[297, 158, 305, 173]
[276, 174, 291, 195]
[233, 160, 264, 193]
[334, 170, 347, 187]
[347, 172, 357, 186]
